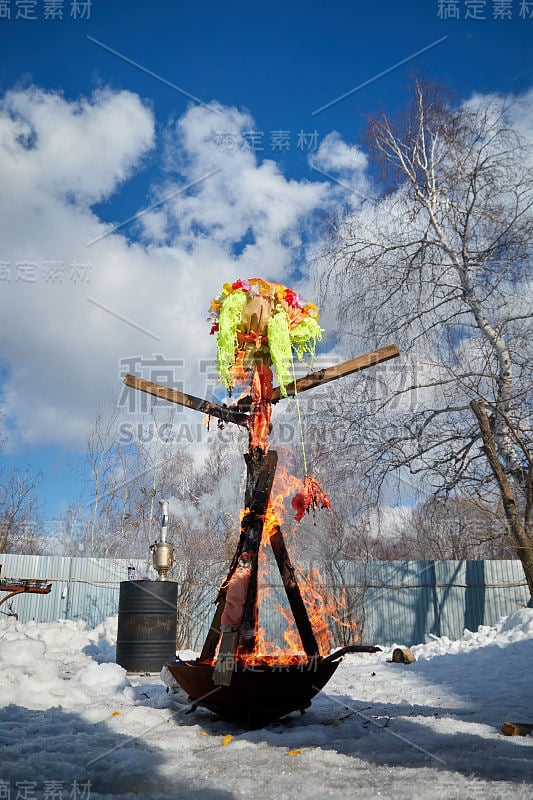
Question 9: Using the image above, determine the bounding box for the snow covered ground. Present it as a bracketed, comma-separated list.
[1, 609, 532, 800]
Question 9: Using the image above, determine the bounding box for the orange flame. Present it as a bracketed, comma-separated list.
[263, 464, 302, 539]
[231, 463, 357, 667]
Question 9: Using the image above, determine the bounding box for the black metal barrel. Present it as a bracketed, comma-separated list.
[116, 580, 177, 672]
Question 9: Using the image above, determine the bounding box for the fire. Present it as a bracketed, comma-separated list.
[230, 463, 357, 668]
[263, 464, 303, 535]
[236, 623, 308, 667]
[298, 566, 358, 650]
[211, 463, 356, 670]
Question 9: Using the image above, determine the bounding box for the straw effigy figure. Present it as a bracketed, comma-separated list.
[208, 277, 330, 519]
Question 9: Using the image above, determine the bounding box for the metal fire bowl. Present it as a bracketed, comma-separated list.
[166, 646, 379, 727]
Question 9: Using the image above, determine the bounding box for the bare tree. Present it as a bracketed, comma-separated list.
[0, 465, 43, 554]
[320, 79, 533, 591]
[76, 394, 244, 644]
[82, 401, 125, 555]
[165, 434, 244, 647]
[394, 495, 512, 560]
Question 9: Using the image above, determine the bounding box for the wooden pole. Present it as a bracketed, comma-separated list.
[201, 451, 278, 670]
[269, 526, 319, 658]
[269, 344, 399, 402]
[238, 451, 279, 654]
[122, 374, 249, 428]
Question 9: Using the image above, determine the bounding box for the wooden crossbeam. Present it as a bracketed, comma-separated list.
[270, 343, 399, 402]
[122, 374, 249, 427]
[124, 346, 400, 424]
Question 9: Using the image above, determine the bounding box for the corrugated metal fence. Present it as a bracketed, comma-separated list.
[0, 554, 530, 647]
[316, 559, 530, 647]
[0, 554, 151, 631]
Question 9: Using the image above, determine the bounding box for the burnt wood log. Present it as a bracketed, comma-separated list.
[391, 647, 416, 664]
[199, 527, 250, 663]
[321, 645, 382, 663]
[501, 722, 533, 737]
[243, 449, 278, 510]
[238, 451, 278, 654]
[200, 451, 278, 665]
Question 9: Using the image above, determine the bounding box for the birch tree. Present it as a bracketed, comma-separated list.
[321, 80, 533, 592]
[0, 466, 43, 554]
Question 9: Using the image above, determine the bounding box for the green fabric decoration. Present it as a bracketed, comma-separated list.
[267, 306, 293, 397]
[290, 317, 323, 362]
[215, 288, 324, 397]
[216, 289, 247, 390]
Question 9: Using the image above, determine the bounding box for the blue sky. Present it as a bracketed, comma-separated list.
[0, 0, 531, 520]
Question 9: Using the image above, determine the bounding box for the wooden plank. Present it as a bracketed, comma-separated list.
[269, 526, 319, 658]
[122, 374, 249, 428]
[199, 522, 251, 663]
[199, 600, 226, 663]
[244, 450, 279, 513]
[270, 344, 399, 402]
[212, 631, 239, 687]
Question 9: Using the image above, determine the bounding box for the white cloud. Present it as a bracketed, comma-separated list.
[0, 88, 348, 452]
[463, 87, 533, 160]
[311, 131, 367, 174]
[508, 87, 533, 146]
[150, 103, 330, 281]
[0, 86, 154, 203]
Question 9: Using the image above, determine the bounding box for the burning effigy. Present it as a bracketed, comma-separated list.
[208, 278, 331, 516]
[123, 279, 399, 726]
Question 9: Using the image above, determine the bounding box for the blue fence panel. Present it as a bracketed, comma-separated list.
[0, 554, 150, 627]
[1, 554, 530, 646]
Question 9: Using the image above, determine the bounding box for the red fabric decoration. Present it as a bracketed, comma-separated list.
[249, 363, 273, 451]
[291, 475, 331, 522]
[284, 288, 304, 309]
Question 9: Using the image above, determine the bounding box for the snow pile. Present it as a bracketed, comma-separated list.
[0, 608, 532, 799]
[412, 607, 533, 659]
[0, 616, 128, 710]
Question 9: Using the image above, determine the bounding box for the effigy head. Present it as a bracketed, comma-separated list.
[208, 278, 323, 396]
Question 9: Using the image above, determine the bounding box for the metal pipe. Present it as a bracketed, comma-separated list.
[151, 499, 173, 580]
[160, 499, 168, 543]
